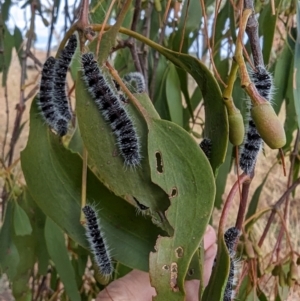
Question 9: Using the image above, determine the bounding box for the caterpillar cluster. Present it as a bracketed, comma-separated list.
[199, 138, 212, 159]
[38, 34, 77, 136]
[223, 227, 241, 301]
[239, 66, 274, 175]
[81, 52, 141, 167]
[82, 205, 113, 277]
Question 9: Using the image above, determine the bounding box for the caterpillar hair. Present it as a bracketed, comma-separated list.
[199, 138, 212, 159]
[223, 227, 241, 301]
[82, 205, 113, 277]
[239, 65, 274, 175]
[53, 34, 77, 121]
[38, 56, 68, 136]
[112, 72, 145, 104]
[249, 65, 274, 101]
[133, 197, 149, 215]
[123, 72, 146, 93]
[81, 53, 141, 167]
[224, 227, 240, 257]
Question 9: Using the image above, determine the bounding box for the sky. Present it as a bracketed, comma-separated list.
[7, 0, 76, 50]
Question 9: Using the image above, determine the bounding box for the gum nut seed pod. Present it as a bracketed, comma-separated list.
[251, 103, 286, 149]
[253, 243, 263, 258]
[228, 111, 244, 146]
[245, 240, 255, 259]
[290, 261, 298, 281]
[154, 0, 162, 11]
[265, 263, 276, 274]
[287, 271, 295, 287]
[272, 265, 281, 276]
[279, 268, 287, 287]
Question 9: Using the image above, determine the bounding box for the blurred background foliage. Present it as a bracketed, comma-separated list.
[0, 0, 300, 300]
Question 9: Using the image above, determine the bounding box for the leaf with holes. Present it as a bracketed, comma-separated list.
[21, 100, 166, 272]
[147, 119, 215, 301]
[76, 74, 171, 220]
[119, 28, 228, 175]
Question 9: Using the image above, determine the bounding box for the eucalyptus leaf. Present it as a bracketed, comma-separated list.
[148, 119, 215, 300]
[45, 217, 81, 301]
[21, 100, 165, 271]
[166, 64, 183, 127]
[13, 202, 33, 236]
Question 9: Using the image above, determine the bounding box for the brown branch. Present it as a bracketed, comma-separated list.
[2, 78, 9, 164]
[275, 130, 300, 258]
[219, 173, 250, 235]
[258, 177, 300, 247]
[235, 173, 252, 230]
[199, 0, 227, 87]
[244, 0, 264, 67]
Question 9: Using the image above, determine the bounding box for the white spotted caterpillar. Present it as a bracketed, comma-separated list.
[81, 53, 141, 167]
[82, 205, 113, 277]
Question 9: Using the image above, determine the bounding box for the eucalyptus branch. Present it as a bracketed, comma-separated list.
[46, 1, 59, 58]
[219, 173, 250, 236]
[244, 0, 264, 67]
[258, 177, 300, 247]
[235, 178, 251, 230]
[275, 130, 300, 257]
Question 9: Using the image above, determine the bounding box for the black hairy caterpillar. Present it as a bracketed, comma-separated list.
[199, 138, 212, 159]
[82, 205, 113, 277]
[123, 72, 146, 93]
[113, 72, 145, 103]
[239, 65, 274, 175]
[223, 227, 241, 301]
[38, 57, 68, 136]
[81, 52, 141, 167]
[53, 34, 77, 121]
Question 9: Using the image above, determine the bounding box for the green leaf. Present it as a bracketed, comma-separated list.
[293, 1, 300, 129]
[183, 85, 202, 131]
[21, 100, 164, 271]
[1, 24, 14, 86]
[171, 0, 202, 53]
[76, 74, 170, 215]
[202, 235, 230, 301]
[14, 26, 24, 67]
[0, 202, 20, 279]
[215, 143, 233, 208]
[259, 0, 281, 64]
[245, 287, 259, 301]
[45, 217, 81, 301]
[121, 31, 228, 174]
[148, 119, 215, 300]
[165, 64, 183, 126]
[273, 36, 294, 114]
[13, 202, 33, 236]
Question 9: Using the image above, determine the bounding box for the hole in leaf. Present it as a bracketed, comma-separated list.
[175, 246, 184, 258]
[133, 197, 149, 211]
[170, 187, 177, 198]
[155, 151, 163, 173]
[162, 265, 170, 271]
[188, 269, 195, 276]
